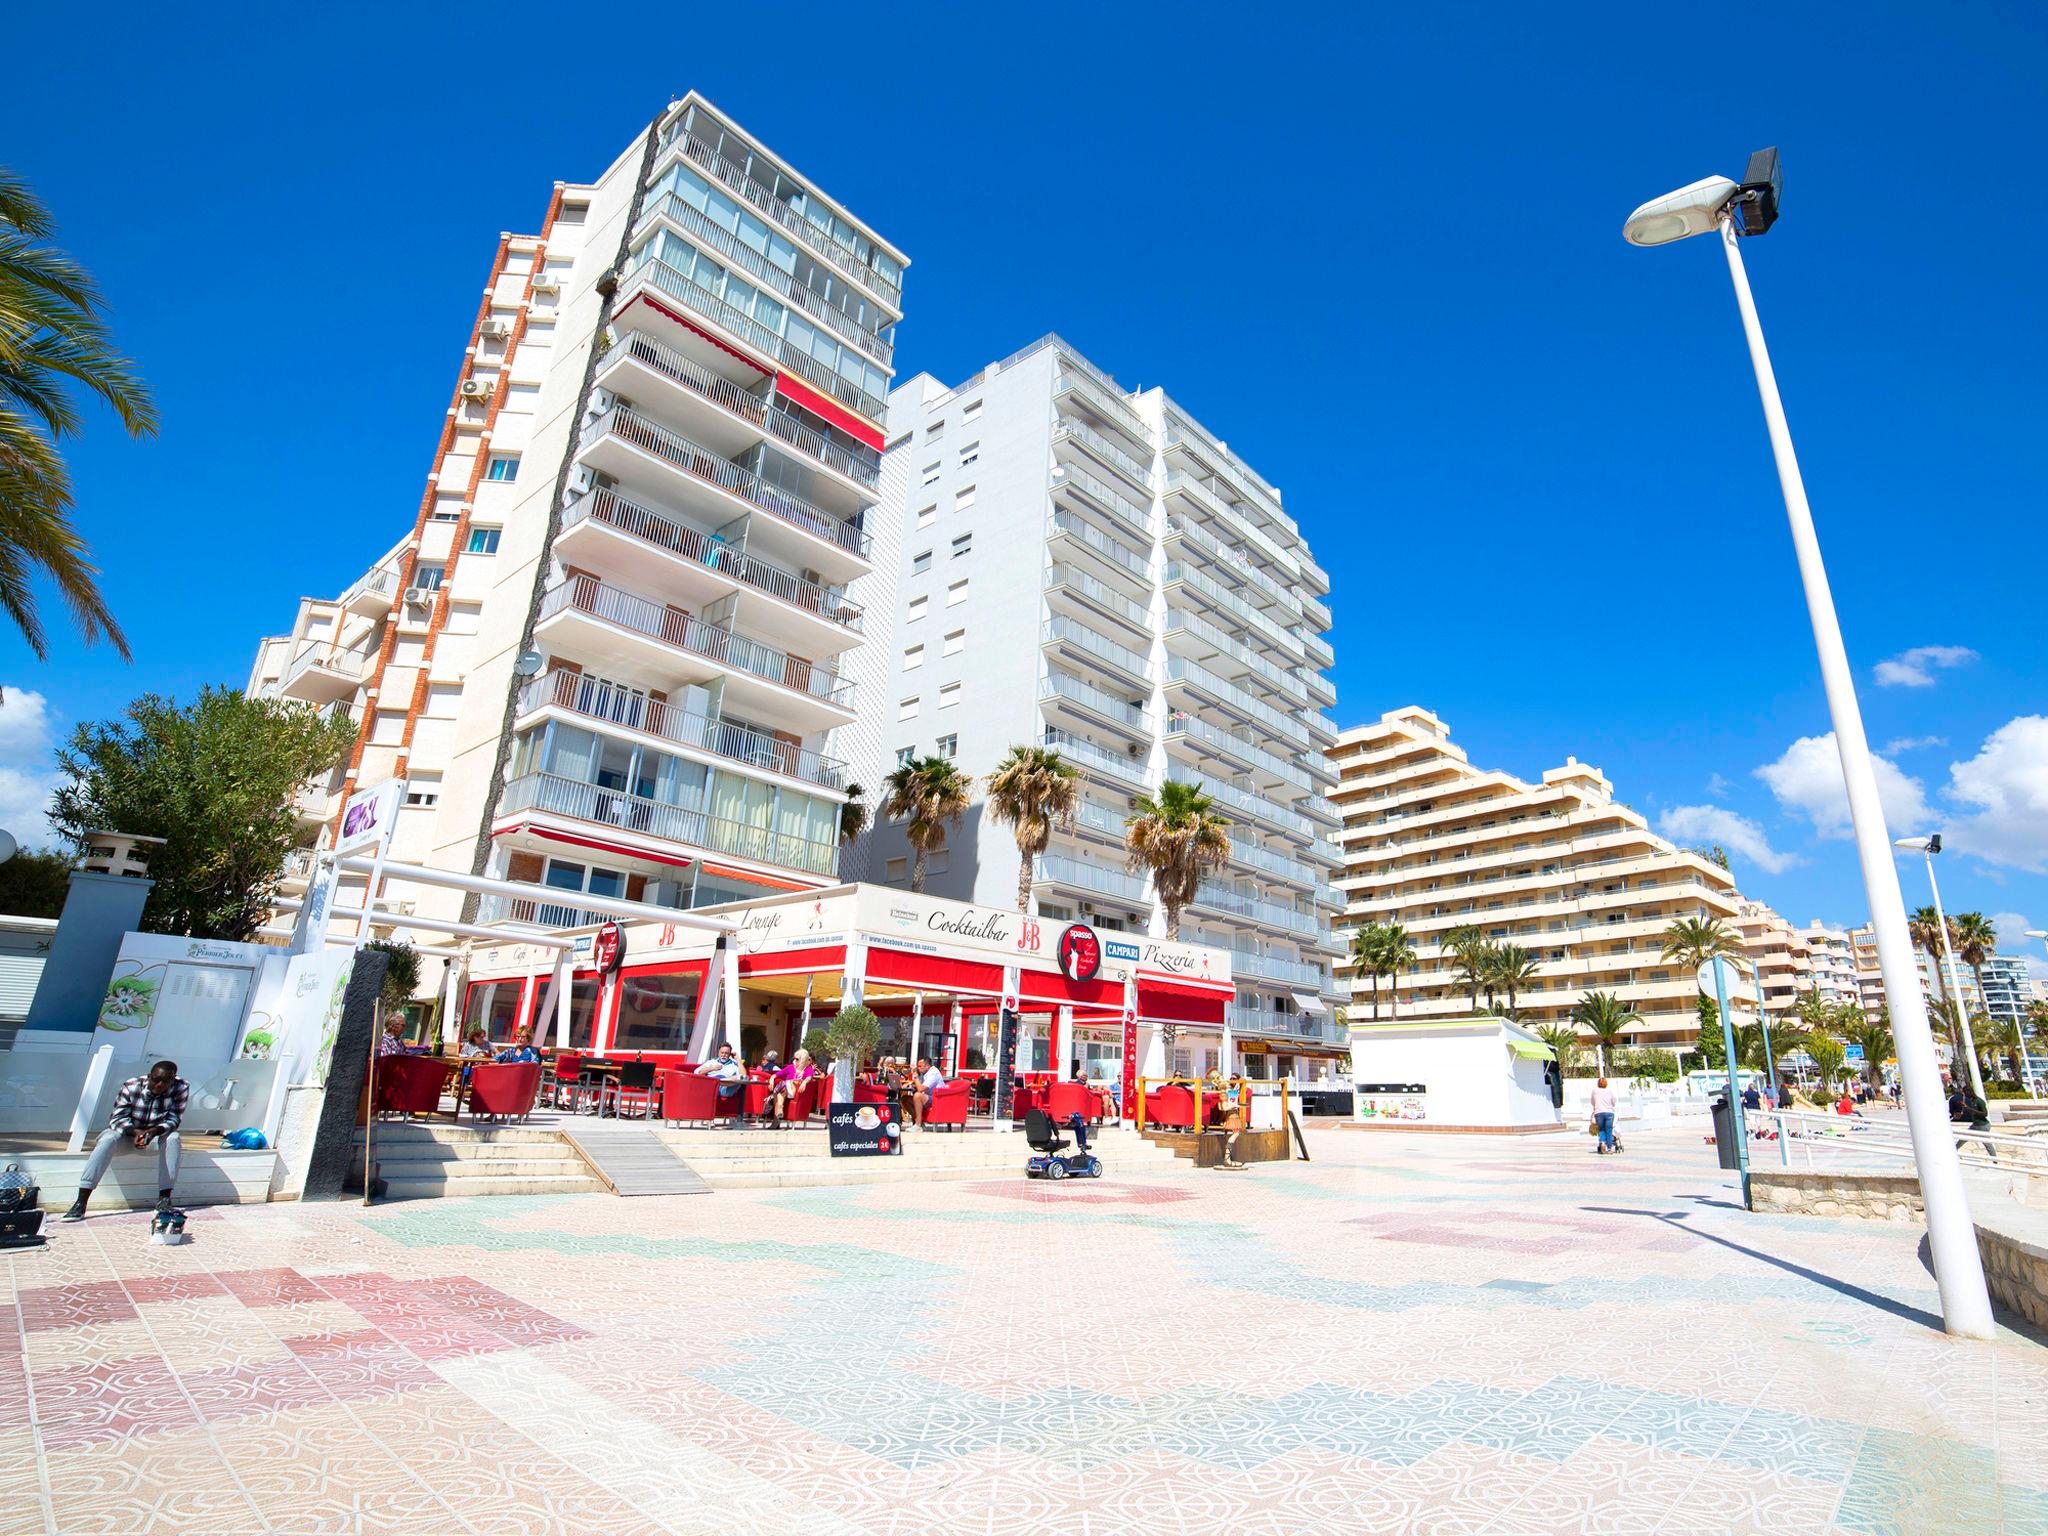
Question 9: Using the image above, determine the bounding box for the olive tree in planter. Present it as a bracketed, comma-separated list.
[824, 1004, 880, 1101]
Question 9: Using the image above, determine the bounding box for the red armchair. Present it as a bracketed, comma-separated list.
[1143, 1084, 1196, 1130]
[1045, 1081, 1100, 1126]
[465, 1062, 541, 1122]
[373, 1055, 448, 1118]
[853, 1080, 889, 1106]
[660, 1071, 722, 1125]
[924, 1080, 971, 1130]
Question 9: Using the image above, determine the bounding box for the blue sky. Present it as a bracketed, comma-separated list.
[1, 3, 2042, 966]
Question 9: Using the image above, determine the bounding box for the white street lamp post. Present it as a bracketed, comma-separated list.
[1624, 153, 1995, 1338]
[1898, 836, 1985, 1101]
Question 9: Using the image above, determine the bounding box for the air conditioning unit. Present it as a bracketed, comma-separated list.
[532, 272, 562, 292]
[404, 587, 434, 608]
[479, 318, 512, 340]
[1127, 742, 1143, 757]
[459, 378, 492, 400]
[568, 466, 596, 496]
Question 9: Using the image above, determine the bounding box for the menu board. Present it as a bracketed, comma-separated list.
[827, 1101, 902, 1156]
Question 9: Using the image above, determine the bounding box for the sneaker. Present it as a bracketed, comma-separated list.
[60, 1194, 88, 1222]
[156, 1193, 175, 1213]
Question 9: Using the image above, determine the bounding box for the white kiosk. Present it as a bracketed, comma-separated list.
[1349, 1017, 1563, 1133]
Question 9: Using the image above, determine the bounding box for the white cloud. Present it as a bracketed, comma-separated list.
[1992, 913, 2048, 984]
[1706, 772, 1731, 799]
[1874, 644, 1977, 688]
[0, 689, 61, 849]
[1943, 716, 2048, 874]
[1882, 735, 1947, 754]
[1656, 805, 1801, 875]
[1756, 733, 1935, 841]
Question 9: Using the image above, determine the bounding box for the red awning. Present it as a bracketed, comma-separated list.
[1136, 981, 1226, 1027]
[863, 945, 1005, 996]
[774, 372, 884, 451]
[617, 293, 772, 376]
[500, 822, 694, 869]
[1016, 970, 1122, 1008]
[736, 944, 846, 977]
[697, 862, 817, 893]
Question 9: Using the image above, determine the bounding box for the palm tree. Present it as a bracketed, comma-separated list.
[1492, 944, 1540, 1013]
[983, 745, 1079, 913]
[1123, 779, 1230, 941]
[1572, 991, 1638, 1074]
[1953, 911, 1999, 1021]
[1533, 1022, 1581, 1077]
[0, 169, 156, 659]
[1908, 905, 1960, 1000]
[1981, 1013, 2027, 1088]
[880, 756, 972, 893]
[1844, 1015, 1893, 1091]
[837, 784, 868, 846]
[1349, 923, 1385, 1020]
[1442, 925, 1488, 1013]
[1380, 923, 1418, 1021]
[1661, 915, 1742, 970]
[1805, 1033, 1847, 1095]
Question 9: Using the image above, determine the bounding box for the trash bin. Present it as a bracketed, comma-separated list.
[1709, 1095, 1740, 1169]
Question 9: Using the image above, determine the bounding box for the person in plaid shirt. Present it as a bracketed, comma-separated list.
[62, 1059, 188, 1221]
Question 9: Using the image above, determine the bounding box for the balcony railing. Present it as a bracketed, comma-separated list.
[1045, 562, 1149, 630]
[1049, 510, 1152, 583]
[538, 575, 854, 710]
[284, 645, 368, 685]
[624, 255, 885, 425]
[1050, 458, 1151, 544]
[1231, 951, 1332, 991]
[516, 671, 849, 792]
[1075, 800, 1130, 840]
[1052, 368, 1150, 449]
[666, 129, 901, 309]
[1043, 728, 1154, 790]
[1041, 670, 1152, 733]
[1167, 712, 1315, 793]
[1036, 853, 1149, 905]
[478, 892, 625, 930]
[1194, 883, 1322, 937]
[1162, 415, 1288, 531]
[1229, 838, 1321, 889]
[1054, 416, 1153, 494]
[1229, 1005, 1343, 1043]
[503, 772, 839, 876]
[342, 566, 399, 608]
[1043, 616, 1150, 685]
[1164, 561, 1300, 657]
[582, 405, 870, 559]
[1164, 606, 1305, 704]
[1201, 778, 1317, 840]
[1166, 658, 1311, 750]
[637, 192, 891, 367]
[611, 329, 880, 490]
[561, 487, 862, 633]
[1162, 506, 1300, 617]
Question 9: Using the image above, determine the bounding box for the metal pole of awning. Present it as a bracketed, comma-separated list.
[334, 857, 738, 931]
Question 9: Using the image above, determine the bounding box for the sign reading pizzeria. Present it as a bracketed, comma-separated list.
[1056, 923, 1102, 982]
[593, 921, 626, 976]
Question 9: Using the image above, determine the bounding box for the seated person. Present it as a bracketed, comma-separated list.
[905, 1055, 945, 1126]
[460, 1028, 494, 1060]
[768, 1049, 818, 1117]
[377, 1017, 410, 1056]
[63, 1059, 189, 1220]
[495, 1026, 543, 1064]
[695, 1041, 748, 1118]
[757, 1050, 781, 1080]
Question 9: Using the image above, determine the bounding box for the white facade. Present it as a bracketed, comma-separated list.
[850, 335, 1346, 1074]
[1981, 955, 2032, 1027]
[247, 96, 907, 977]
[1348, 1019, 1560, 1130]
[1799, 919, 1858, 1008]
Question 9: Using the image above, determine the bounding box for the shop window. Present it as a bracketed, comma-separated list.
[461, 979, 525, 1044]
[613, 967, 702, 1053]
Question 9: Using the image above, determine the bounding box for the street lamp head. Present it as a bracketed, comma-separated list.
[1623, 175, 1740, 246]
[2026, 930, 2048, 941]
[1894, 833, 1943, 855]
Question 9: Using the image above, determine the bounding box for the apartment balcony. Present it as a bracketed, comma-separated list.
[1229, 1005, 1344, 1046]
[1051, 367, 1149, 451]
[577, 405, 870, 585]
[1047, 510, 1153, 592]
[1049, 459, 1151, 548]
[1053, 416, 1153, 498]
[1165, 657, 1311, 753]
[1162, 607, 1308, 707]
[1302, 632, 1335, 669]
[659, 126, 901, 314]
[1201, 777, 1318, 841]
[1161, 512, 1300, 620]
[1193, 882, 1322, 939]
[556, 487, 862, 659]
[1042, 616, 1150, 690]
[1035, 853, 1150, 908]
[1231, 950, 1334, 993]
[1043, 728, 1154, 793]
[1163, 562, 1303, 660]
[1166, 711, 1315, 796]
[477, 892, 627, 931]
[1039, 669, 1152, 743]
[534, 575, 854, 733]
[278, 645, 368, 707]
[1161, 417, 1289, 536]
[1300, 591, 1333, 632]
[342, 566, 399, 618]
[635, 191, 892, 370]
[501, 771, 838, 878]
[616, 255, 885, 428]
[1228, 838, 1322, 891]
[1073, 799, 1131, 844]
[515, 670, 848, 794]
[1044, 562, 1150, 639]
[1303, 671, 1338, 708]
[1162, 474, 1300, 595]
[595, 328, 879, 513]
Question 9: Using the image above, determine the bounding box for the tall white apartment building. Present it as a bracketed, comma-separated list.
[249, 96, 905, 955]
[1800, 920, 1858, 1007]
[1980, 954, 2032, 1027]
[852, 335, 1347, 1079]
[1845, 922, 1985, 1023]
[1730, 902, 1809, 1017]
[1329, 706, 1743, 1050]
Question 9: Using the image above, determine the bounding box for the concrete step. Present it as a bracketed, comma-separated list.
[381, 1172, 605, 1200]
[373, 1156, 594, 1180]
[358, 1139, 590, 1164]
[358, 1123, 565, 1146]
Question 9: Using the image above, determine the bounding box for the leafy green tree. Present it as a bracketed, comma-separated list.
[0, 846, 72, 917]
[0, 168, 156, 659]
[362, 939, 422, 1035]
[984, 744, 1078, 913]
[824, 1003, 882, 1098]
[881, 755, 972, 893]
[1123, 779, 1230, 942]
[1695, 992, 1726, 1071]
[1805, 1033, 1847, 1093]
[48, 688, 356, 940]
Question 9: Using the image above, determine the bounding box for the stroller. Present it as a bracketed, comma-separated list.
[1024, 1109, 1103, 1181]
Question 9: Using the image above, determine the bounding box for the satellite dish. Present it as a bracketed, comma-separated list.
[0, 830, 16, 865]
[512, 650, 544, 679]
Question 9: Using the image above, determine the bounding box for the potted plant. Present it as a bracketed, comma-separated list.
[823, 1005, 880, 1101]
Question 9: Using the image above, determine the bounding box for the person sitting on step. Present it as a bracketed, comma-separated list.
[62, 1060, 188, 1222]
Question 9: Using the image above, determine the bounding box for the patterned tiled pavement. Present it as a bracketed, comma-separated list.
[5, 1121, 2046, 1535]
